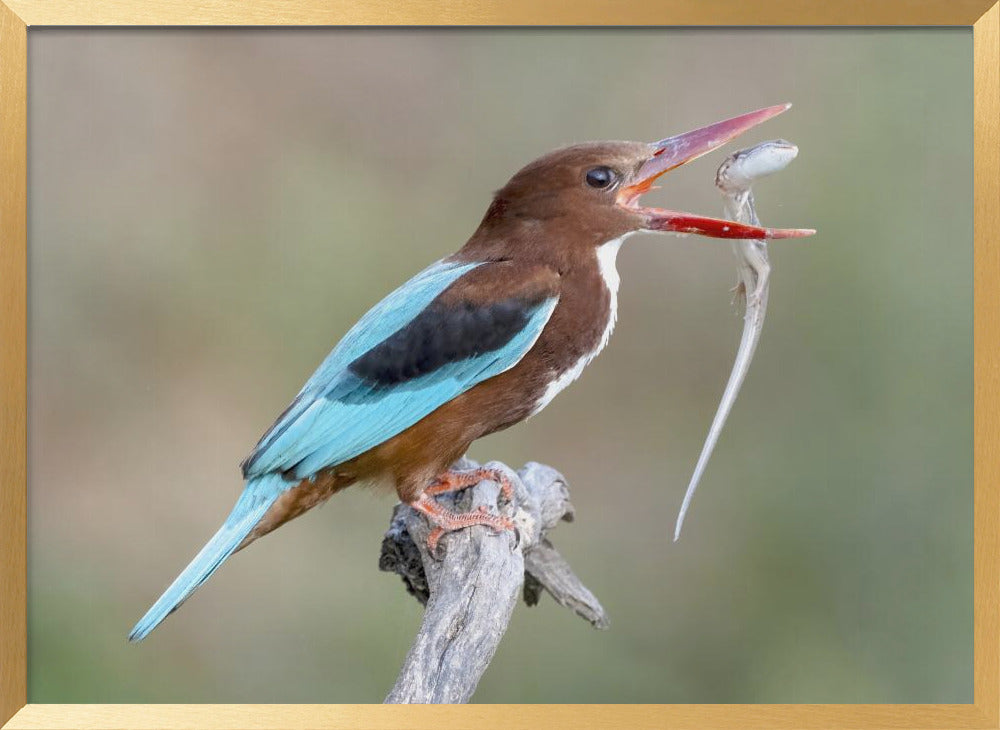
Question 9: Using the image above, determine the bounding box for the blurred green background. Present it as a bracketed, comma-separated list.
[27, 29, 972, 703]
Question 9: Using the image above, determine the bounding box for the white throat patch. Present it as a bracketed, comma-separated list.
[530, 234, 629, 416]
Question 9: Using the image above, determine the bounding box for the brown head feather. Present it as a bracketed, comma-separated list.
[463, 141, 655, 262]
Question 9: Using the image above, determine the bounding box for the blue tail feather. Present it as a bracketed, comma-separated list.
[128, 474, 287, 642]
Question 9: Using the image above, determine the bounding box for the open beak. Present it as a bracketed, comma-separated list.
[619, 104, 815, 240]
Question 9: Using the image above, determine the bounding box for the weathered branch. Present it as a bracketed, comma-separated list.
[378, 458, 607, 704]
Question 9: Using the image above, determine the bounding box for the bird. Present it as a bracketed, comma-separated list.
[129, 103, 813, 642]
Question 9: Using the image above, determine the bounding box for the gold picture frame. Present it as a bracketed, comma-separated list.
[1, 2, 997, 727]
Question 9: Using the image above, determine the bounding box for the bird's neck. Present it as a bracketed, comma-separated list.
[457, 214, 626, 274]
[523, 233, 629, 418]
[595, 235, 625, 303]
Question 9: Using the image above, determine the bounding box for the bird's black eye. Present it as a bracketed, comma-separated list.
[585, 166, 617, 189]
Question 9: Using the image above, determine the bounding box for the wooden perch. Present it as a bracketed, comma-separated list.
[378, 457, 607, 704]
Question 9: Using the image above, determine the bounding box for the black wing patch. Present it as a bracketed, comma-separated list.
[347, 296, 542, 386]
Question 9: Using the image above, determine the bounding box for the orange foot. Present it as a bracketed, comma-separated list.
[423, 466, 515, 502]
[410, 469, 517, 556]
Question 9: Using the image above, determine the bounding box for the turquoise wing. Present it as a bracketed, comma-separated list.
[242, 259, 557, 480]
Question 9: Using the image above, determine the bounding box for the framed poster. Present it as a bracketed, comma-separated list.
[1, 2, 996, 727]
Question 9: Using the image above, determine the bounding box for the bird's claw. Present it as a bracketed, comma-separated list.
[425, 515, 517, 560]
[496, 475, 515, 504]
[412, 492, 517, 561]
[424, 466, 516, 504]
[427, 526, 446, 559]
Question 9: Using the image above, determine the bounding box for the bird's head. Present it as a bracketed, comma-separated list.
[479, 104, 813, 250]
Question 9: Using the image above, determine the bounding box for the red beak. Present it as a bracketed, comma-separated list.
[619, 104, 815, 240]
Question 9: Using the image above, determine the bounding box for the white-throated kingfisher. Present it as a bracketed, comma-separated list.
[130, 104, 813, 641]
